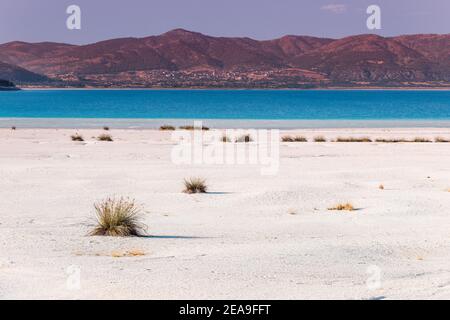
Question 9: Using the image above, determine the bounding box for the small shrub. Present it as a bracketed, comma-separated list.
[11, 126, 16, 130]
[179, 125, 209, 131]
[221, 135, 231, 142]
[435, 137, 450, 143]
[283, 135, 308, 142]
[71, 133, 84, 141]
[282, 135, 294, 142]
[103, 126, 110, 131]
[379, 184, 385, 190]
[412, 137, 432, 143]
[294, 136, 308, 142]
[336, 137, 372, 142]
[235, 134, 253, 143]
[183, 178, 207, 194]
[328, 203, 355, 211]
[97, 134, 113, 142]
[314, 136, 327, 142]
[90, 197, 146, 237]
[375, 138, 409, 143]
[159, 125, 176, 131]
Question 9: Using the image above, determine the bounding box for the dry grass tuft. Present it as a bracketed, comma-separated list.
[379, 184, 385, 190]
[90, 197, 146, 237]
[294, 136, 308, 142]
[328, 203, 355, 211]
[111, 249, 146, 258]
[435, 137, 450, 143]
[336, 137, 372, 142]
[159, 125, 176, 131]
[179, 125, 209, 131]
[183, 177, 207, 194]
[375, 138, 409, 143]
[281, 135, 295, 142]
[282, 135, 308, 142]
[71, 133, 84, 141]
[235, 134, 253, 143]
[412, 137, 432, 143]
[314, 136, 327, 142]
[221, 135, 232, 142]
[97, 133, 113, 142]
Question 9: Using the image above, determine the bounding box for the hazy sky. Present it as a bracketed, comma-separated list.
[1, 0, 449, 44]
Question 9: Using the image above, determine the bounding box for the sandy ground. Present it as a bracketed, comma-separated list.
[0, 128, 449, 300]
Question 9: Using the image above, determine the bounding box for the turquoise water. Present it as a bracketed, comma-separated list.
[0, 89, 449, 120]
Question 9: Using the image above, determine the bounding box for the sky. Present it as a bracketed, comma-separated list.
[0, 0, 449, 44]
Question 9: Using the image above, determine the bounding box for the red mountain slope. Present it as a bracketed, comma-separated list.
[0, 29, 448, 87]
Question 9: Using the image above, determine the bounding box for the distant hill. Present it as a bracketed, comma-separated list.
[0, 61, 50, 84]
[0, 29, 449, 88]
[0, 79, 19, 91]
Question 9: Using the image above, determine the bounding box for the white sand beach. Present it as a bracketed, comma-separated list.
[1, 128, 450, 300]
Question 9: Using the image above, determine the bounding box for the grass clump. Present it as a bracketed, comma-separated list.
[97, 133, 113, 142]
[282, 135, 308, 142]
[336, 137, 372, 142]
[328, 203, 355, 211]
[435, 137, 450, 143]
[71, 133, 84, 141]
[159, 125, 176, 131]
[375, 138, 409, 143]
[294, 136, 308, 142]
[314, 136, 327, 142]
[376, 137, 431, 143]
[221, 135, 232, 142]
[179, 125, 195, 130]
[111, 249, 146, 258]
[282, 135, 294, 142]
[183, 177, 207, 194]
[412, 137, 432, 143]
[235, 134, 253, 143]
[90, 197, 146, 237]
[179, 125, 210, 131]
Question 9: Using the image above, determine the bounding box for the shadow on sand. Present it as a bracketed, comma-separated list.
[139, 235, 209, 240]
[204, 192, 234, 195]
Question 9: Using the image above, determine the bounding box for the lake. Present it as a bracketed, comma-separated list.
[1, 89, 449, 128]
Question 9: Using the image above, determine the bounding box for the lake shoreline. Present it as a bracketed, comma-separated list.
[1, 118, 450, 129]
[18, 86, 450, 91]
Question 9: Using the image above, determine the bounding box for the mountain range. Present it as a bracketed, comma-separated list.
[0, 29, 449, 88]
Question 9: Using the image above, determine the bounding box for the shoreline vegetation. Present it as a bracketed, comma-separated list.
[1, 127, 450, 299]
[62, 128, 450, 144]
[48, 127, 450, 144]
